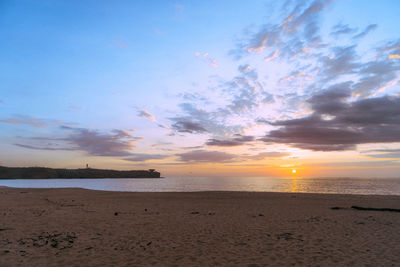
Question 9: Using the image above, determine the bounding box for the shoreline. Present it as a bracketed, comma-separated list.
[0, 185, 399, 197]
[1, 176, 399, 196]
[1, 187, 399, 266]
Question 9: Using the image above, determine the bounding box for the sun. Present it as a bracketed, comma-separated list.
[292, 169, 297, 174]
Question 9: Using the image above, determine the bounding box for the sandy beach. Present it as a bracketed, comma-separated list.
[0, 186, 399, 266]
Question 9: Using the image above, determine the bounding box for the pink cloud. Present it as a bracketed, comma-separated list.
[195, 52, 218, 67]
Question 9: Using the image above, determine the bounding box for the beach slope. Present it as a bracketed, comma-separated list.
[0, 187, 399, 266]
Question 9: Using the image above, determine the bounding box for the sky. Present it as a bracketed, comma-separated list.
[1, 0, 400, 178]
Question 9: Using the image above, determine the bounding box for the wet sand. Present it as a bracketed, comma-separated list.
[0, 186, 399, 266]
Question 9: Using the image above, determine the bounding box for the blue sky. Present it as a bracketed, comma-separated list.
[1, 0, 400, 177]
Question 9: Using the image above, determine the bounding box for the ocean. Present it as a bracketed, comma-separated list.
[1, 176, 400, 195]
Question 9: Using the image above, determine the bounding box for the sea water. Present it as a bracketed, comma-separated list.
[1, 176, 400, 195]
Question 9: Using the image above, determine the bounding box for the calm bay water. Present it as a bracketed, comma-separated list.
[1, 176, 400, 195]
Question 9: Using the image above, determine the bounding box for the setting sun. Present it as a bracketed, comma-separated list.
[292, 169, 297, 174]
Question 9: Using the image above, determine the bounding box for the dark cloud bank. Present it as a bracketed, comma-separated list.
[206, 134, 255, 147]
[176, 150, 289, 163]
[260, 86, 400, 151]
[15, 126, 167, 162]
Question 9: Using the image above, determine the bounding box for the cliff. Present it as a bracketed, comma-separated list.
[0, 166, 161, 179]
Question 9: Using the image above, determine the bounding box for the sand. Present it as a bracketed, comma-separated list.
[0, 186, 399, 266]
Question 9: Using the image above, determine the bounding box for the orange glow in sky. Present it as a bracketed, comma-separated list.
[0, 1, 399, 178]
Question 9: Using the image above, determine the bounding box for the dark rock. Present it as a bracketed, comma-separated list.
[0, 228, 14, 231]
[351, 206, 400, 212]
[191, 211, 200, 214]
[114, 212, 119, 216]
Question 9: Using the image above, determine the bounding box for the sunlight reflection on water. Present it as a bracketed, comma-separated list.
[1, 176, 400, 195]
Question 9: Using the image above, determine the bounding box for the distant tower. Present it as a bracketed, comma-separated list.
[86, 164, 89, 169]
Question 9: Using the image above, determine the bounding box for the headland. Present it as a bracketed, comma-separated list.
[0, 166, 160, 179]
